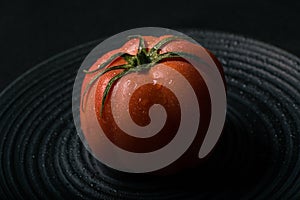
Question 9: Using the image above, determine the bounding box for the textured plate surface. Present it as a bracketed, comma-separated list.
[0, 30, 300, 199]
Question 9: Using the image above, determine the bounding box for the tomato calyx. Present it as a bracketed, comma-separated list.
[81, 35, 198, 117]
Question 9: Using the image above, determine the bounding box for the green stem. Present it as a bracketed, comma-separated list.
[128, 35, 146, 54]
[83, 52, 129, 74]
[149, 36, 186, 57]
[100, 69, 133, 116]
[81, 64, 131, 112]
[82, 35, 198, 118]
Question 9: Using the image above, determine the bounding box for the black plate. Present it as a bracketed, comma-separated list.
[0, 30, 300, 199]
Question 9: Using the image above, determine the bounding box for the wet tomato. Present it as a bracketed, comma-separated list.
[80, 35, 226, 174]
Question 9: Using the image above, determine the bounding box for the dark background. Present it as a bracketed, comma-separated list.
[0, 0, 299, 92]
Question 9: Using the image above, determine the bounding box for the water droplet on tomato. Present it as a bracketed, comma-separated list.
[153, 71, 161, 79]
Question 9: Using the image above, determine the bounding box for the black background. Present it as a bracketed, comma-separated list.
[0, 0, 299, 92]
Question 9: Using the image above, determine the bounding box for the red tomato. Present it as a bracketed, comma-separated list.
[80, 35, 226, 174]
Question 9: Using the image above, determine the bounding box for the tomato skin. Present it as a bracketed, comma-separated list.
[80, 35, 225, 175]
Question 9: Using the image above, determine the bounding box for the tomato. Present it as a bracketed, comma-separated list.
[80, 35, 226, 174]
